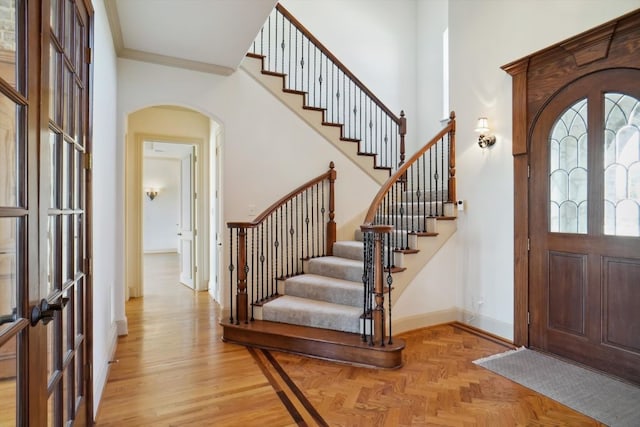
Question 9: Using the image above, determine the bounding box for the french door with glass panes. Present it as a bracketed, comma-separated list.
[0, 0, 93, 425]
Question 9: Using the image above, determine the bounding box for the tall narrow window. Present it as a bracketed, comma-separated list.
[549, 99, 588, 233]
[442, 27, 449, 119]
[604, 93, 640, 236]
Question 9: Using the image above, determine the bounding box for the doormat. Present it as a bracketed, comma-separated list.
[474, 348, 640, 426]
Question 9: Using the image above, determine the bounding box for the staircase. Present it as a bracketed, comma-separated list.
[221, 3, 456, 369]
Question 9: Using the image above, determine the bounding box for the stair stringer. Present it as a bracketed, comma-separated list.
[387, 219, 457, 308]
[240, 55, 390, 185]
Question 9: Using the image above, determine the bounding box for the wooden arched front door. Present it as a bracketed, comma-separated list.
[529, 69, 640, 383]
[504, 9, 640, 384]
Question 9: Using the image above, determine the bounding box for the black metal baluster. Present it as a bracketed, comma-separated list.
[309, 40, 313, 104]
[287, 17, 291, 83]
[410, 164, 415, 233]
[315, 182, 320, 256]
[296, 194, 301, 274]
[251, 228, 255, 321]
[441, 137, 444, 215]
[236, 230, 238, 325]
[309, 187, 316, 258]
[228, 228, 234, 323]
[271, 213, 277, 296]
[321, 180, 326, 256]
[281, 11, 285, 75]
[429, 146, 434, 216]
[289, 199, 294, 275]
[260, 223, 265, 302]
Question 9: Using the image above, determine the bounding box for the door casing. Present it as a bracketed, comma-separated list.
[125, 129, 210, 298]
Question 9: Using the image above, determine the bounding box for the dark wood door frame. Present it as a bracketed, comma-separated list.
[502, 9, 640, 347]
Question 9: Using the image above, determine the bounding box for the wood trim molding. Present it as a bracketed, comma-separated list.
[560, 22, 615, 67]
[119, 48, 235, 76]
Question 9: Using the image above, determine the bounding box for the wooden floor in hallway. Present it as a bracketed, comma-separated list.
[95, 253, 601, 426]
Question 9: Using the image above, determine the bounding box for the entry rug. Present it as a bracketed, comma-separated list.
[474, 348, 640, 426]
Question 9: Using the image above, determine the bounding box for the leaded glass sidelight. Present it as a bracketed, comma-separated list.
[549, 99, 588, 233]
[604, 93, 640, 237]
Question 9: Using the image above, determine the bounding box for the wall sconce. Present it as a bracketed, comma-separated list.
[145, 189, 159, 201]
[475, 117, 496, 148]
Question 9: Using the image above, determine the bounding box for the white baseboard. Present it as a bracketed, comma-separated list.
[459, 309, 513, 341]
[115, 318, 128, 336]
[393, 307, 461, 334]
[393, 307, 514, 342]
[93, 324, 118, 418]
[143, 249, 178, 254]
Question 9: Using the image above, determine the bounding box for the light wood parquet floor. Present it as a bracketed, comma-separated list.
[95, 254, 601, 426]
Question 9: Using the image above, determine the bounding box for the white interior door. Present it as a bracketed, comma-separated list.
[179, 148, 197, 288]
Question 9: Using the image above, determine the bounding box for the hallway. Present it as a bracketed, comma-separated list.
[95, 254, 598, 426]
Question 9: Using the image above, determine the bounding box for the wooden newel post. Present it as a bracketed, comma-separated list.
[361, 224, 393, 346]
[399, 110, 407, 168]
[447, 111, 457, 203]
[326, 162, 337, 256]
[236, 227, 248, 324]
[372, 231, 385, 345]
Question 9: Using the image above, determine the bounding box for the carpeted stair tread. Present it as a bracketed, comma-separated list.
[262, 295, 361, 333]
[307, 256, 363, 282]
[284, 274, 363, 307]
[332, 241, 364, 261]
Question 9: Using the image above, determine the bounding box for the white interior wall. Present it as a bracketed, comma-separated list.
[280, 0, 419, 151]
[91, 0, 118, 415]
[143, 158, 180, 252]
[449, 0, 640, 339]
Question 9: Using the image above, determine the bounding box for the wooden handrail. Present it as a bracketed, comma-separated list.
[363, 112, 456, 224]
[275, 3, 401, 125]
[228, 162, 336, 229]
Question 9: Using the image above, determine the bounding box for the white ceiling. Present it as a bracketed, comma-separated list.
[105, 0, 278, 75]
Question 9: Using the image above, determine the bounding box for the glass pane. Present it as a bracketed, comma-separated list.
[74, 149, 81, 209]
[0, 91, 19, 207]
[0, 0, 17, 89]
[64, 0, 73, 55]
[62, 140, 73, 209]
[74, 279, 83, 336]
[49, 42, 60, 123]
[549, 99, 588, 233]
[65, 362, 73, 422]
[74, 214, 82, 273]
[75, 12, 82, 72]
[47, 320, 54, 378]
[75, 345, 83, 404]
[62, 215, 71, 283]
[0, 217, 17, 328]
[46, 215, 59, 294]
[49, 130, 60, 209]
[76, 87, 84, 148]
[63, 67, 73, 135]
[0, 335, 18, 426]
[51, 0, 60, 38]
[604, 93, 640, 236]
[62, 290, 71, 354]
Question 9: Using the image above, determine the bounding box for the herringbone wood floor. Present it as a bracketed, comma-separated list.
[95, 254, 602, 426]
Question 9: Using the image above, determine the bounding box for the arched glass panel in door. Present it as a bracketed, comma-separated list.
[549, 98, 588, 233]
[604, 93, 640, 236]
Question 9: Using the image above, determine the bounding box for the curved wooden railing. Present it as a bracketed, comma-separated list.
[249, 3, 407, 171]
[359, 112, 456, 345]
[227, 163, 336, 324]
[363, 111, 456, 249]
